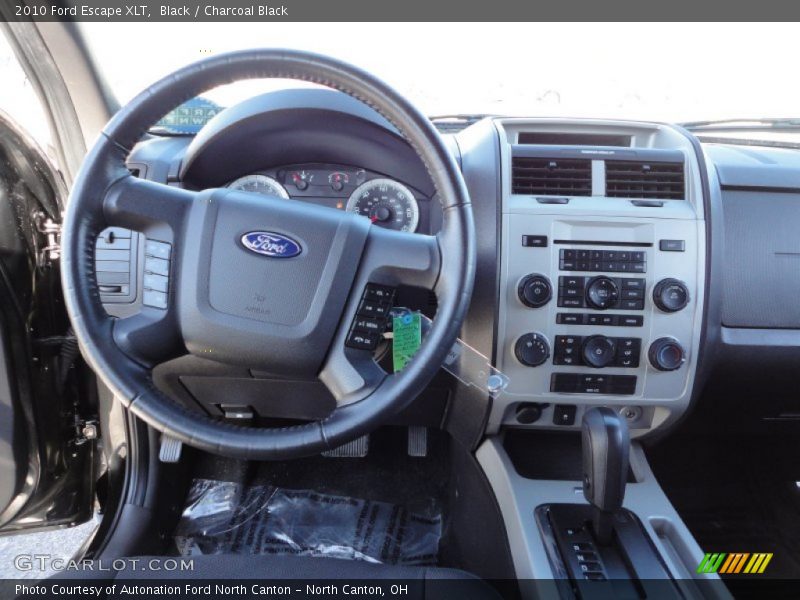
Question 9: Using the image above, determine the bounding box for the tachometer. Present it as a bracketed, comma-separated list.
[346, 179, 419, 232]
[228, 174, 289, 199]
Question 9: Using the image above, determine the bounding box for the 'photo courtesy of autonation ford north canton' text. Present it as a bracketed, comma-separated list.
[0, 3, 799, 599]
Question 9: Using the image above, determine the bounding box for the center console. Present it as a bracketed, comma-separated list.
[492, 119, 707, 436]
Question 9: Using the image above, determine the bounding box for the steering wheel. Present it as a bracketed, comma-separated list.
[61, 50, 475, 459]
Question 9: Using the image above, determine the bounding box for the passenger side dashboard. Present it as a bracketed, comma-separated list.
[491, 119, 707, 436]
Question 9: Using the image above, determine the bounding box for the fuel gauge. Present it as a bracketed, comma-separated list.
[288, 169, 314, 191]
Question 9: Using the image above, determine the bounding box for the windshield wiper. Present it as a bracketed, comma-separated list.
[681, 117, 800, 132]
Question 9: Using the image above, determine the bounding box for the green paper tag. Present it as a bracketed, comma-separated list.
[392, 312, 422, 372]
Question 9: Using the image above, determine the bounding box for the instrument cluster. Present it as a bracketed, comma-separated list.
[227, 164, 424, 233]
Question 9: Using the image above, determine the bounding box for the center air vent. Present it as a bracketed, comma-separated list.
[512, 157, 592, 196]
[605, 161, 685, 200]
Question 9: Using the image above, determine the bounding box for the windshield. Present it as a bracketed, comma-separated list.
[82, 23, 799, 125]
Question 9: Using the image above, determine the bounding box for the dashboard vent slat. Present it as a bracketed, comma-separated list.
[605, 160, 685, 200]
[512, 157, 592, 196]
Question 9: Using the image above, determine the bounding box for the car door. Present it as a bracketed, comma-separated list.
[0, 109, 97, 536]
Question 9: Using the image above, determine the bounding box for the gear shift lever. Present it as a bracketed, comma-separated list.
[581, 407, 630, 545]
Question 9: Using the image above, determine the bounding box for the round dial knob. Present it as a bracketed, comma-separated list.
[649, 338, 686, 371]
[581, 335, 617, 368]
[653, 279, 690, 313]
[515, 333, 550, 367]
[518, 274, 552, 308]
[585, 276, 619, 310]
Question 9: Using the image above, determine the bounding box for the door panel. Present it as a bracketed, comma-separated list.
[0, 112, 96, 535]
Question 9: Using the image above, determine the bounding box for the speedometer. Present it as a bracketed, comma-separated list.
[346, 179, 419, 232]
[228, 174, 289, 199]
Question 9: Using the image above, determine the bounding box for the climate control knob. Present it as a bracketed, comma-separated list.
[518, 274, 552, 308]
[581, 335, 617, 368]
[585, 276, 619, 310]
[653, 279, 690, 313]
[648, 338, 686, 371]
[515, 333, 550, 367]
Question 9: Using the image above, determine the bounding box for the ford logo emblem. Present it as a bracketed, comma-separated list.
[240, 231, 302, 258]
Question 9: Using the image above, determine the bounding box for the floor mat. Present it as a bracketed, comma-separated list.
[174, 479, 442, 565]
[648, 434, 800, 590]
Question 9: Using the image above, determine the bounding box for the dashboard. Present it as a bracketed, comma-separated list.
[97, 86, 800, 441]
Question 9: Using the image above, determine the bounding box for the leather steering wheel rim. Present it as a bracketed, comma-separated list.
[61, 49, 475, 460]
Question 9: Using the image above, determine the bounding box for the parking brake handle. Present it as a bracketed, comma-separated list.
[581, 406, 630, 546]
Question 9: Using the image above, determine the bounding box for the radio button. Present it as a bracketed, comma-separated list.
[629, 262, 647, 273]
[557, 313, 585, 325]
[519, 274, 552, 308]
[621, 288, 645, 300]
[585, 276, 620, 310]
[653, 278, 690, 313]
[620, 299, 644, 310]
[622, 278, 646, 290]
[560, 259, 577, 270]
[558, 297, 584, 308]
[619, 315, 644, 327]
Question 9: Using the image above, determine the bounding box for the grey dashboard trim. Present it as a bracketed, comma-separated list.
[644, 127, 720, 441]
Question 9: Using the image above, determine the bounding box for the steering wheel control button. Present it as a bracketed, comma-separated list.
[143, 289, 168, 310]
[357, 299, 384, 318]
[659, 239, 686, 252]
[145, 240, 172, 259]
[581, 335, 617, 368]
[144, 256, 170, 277]
[649, 338, 686, 371]
[353, 317, 382, 333]
[521, 235, 548, 248]
[364, 284, 394, 302]
[144, 273, 169, 293]
[585, 276, 619, 310]
[653, 278, 690, 313]
[141, 239, 172, 310]
[553, 404, 577, 426]
[346, 331, 380, 350]
[514, 333, 550, 367]
[346, 284, 397, 351]
[518, 274, 552, 308]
